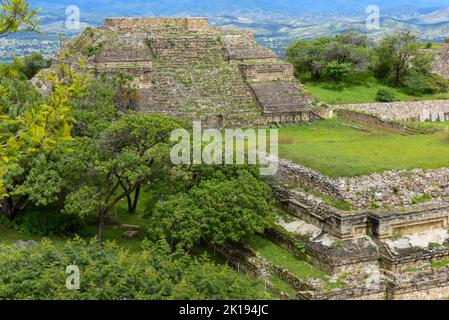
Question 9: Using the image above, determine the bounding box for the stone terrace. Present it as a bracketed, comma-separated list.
[332, 100, 449, 122]
[64, 17, 314, 128]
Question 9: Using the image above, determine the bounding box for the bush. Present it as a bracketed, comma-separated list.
[0, 239, 269, 300]
[323, 61, 351, 82]
[0, 208, 87, 236]
[403, 71, 449, 96]
[376, 89, 395, 102]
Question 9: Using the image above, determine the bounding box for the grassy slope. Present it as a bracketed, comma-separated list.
[279, 118, 449, 177]
[249, 236, 345, 289]
[304, 80, 449, 105]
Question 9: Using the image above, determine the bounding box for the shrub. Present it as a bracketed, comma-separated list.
[411, 194, 432, 205]
[376, 88, 395, 102]
[0, 207, 87, 236]
[323, 61, 351, 82]
[402, 71, 448, 96]
[0, 239, 269, 300]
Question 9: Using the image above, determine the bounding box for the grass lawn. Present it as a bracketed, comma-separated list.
[249, 236, 346, 289]
[278, 118, 449, 177]
[249, 236, 327, 280]
[304, 80, 449, 105]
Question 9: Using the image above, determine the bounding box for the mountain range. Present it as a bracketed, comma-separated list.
[2, 1, 449, 62]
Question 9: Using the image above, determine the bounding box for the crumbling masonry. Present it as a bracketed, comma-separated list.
[63, 17, 315, 128]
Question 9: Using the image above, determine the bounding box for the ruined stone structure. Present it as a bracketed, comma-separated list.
[255, 155, 449, 300]
[57, 18, 449, 300]
[63, 17, 314, 128]
[332, 100, 449, 123]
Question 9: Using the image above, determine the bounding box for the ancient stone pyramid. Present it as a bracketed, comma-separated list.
[63, 17, 314, 128]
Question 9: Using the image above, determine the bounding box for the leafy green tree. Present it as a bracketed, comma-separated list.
[0, 0, 39, 37]
[69, 74, 120, 137]
[63, 113, 185, 244]
[373, 31, 434, 87]
[0, 76, 42, 117]
[0, 239, 269, 300]
[286, 31, 370, 81]
[0, 60, 90, 218]
[10, 53, 50, 79]
[149, 167, 275, 249]
[323, 61, 351, 82]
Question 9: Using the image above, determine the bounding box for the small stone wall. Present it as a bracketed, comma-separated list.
[239, 63, 294, 82]
[334, 109, 413, 133]
[272, 181, 449, 240]
[276, 157, 449, 209]
[385, 268, 449, 300]
[332, 100, 449, 122]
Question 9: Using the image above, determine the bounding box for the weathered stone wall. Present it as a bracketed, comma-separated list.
[275, 156, 449, 209]
[334, 109, 415, 133]
[432, 45, 449, 80]
[239, 63, 294, 82]
[104, 17, 209, 31]
[272, 175, 449, 240]
[332, 100, 449, 122]
[385, 268, 449, 300]
[339, 168, 449, 208]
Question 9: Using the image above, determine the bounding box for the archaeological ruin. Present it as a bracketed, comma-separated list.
[58, 17, 449, 300]
[61, 17, 315, 128]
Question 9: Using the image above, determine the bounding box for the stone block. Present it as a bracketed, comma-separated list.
[121, 224, 140, 231]
[123, 230, 139, 239]
[419, 109, 430, 122]
[431, 112, 439, 122]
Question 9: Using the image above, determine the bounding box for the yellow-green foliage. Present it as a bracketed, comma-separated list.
[0, 55, 91, 196]
[0, 0, 39, 36]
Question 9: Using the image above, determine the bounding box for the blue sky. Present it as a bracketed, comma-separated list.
[33, 0, 449, 16]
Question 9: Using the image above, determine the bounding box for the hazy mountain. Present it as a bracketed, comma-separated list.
[2, 1, 449, 62]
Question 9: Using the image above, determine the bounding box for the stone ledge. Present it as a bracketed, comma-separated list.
[104, 17, 209, 31]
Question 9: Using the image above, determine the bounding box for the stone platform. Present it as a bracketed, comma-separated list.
[60, 17, 314, 128]
[262, 155, 449, 300]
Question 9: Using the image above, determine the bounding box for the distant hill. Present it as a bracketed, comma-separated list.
[2, 1, 449, 62]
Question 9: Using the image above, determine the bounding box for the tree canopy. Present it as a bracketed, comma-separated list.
[0, 0, 39, 37]
[286, 30, 447, 97]
[0, 239, 269, 300]
[148, 166, 276, 249]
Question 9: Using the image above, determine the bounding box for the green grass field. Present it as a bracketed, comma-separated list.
[278, 118, 449, 177]
[304, 80, 449, 105]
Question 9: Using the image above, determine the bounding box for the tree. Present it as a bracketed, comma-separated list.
[148, 167, 276, 249]
[63, 113, 185, 244]
[0, 59, 90, 219]
[0, 0, 39, 37]
[373, 31, 434, 87]
[323, 61, 351, 82]
[286, 31, 370, 81]
[69, 73, 120, 138]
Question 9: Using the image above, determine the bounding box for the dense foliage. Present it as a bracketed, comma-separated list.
[286, 31, 370, 81]
[0, 0, 39, 37]
[286, 30, 448, 97]
[0, 239, 269, 299]
[62, 113, 186, 243]
[148, 166, 275, 249]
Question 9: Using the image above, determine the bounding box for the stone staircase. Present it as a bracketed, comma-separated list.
[250, 81, 311, 115]
[147, 33, 225, 66]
